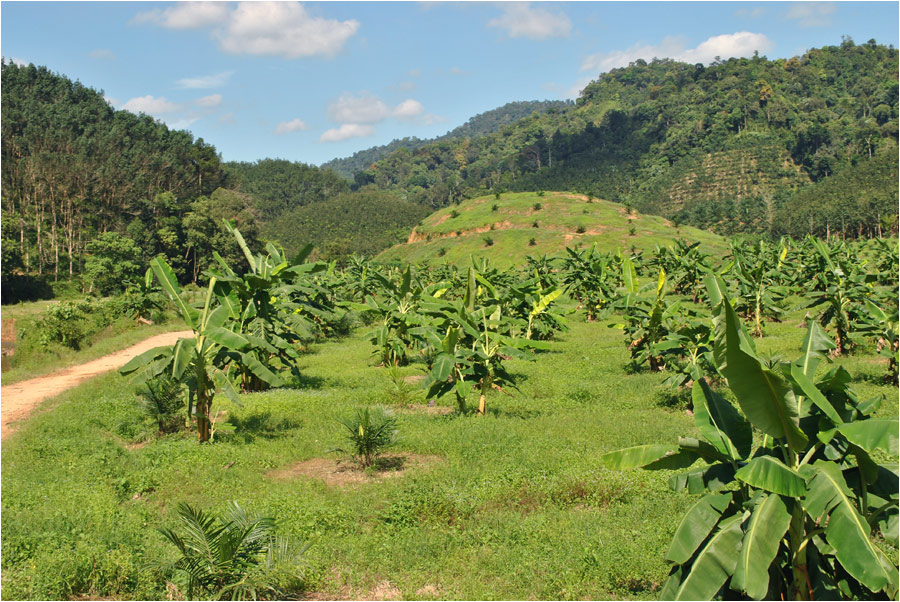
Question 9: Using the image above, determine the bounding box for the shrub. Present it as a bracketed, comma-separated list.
[136, 374, 184, 434]
[437, 247, 447, 257]
[333, 407, 398, 468]
[576, 225, 586, 234]
[533, 202, 543, 211]
[450, 210, 460, 218]
[491, 204, 499, 212]
[490, 223, 496, 230]
[83, 232, 143, 296]
[158, 502, 307, 600]
[532, 221, 540, 228]
[483, 236, 494, 247]
[628, 222, 636, 236]
[37, 300, 94, 350]
[528, 238, 537, 247]
[537, 190, 545, 197]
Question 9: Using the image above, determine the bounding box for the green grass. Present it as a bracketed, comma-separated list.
[1, 296, 896, 600]
[377, 191, 725, 267]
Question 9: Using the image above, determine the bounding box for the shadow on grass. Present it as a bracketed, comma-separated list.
[282, 373, 326, 390]
[654, 386, 693, 411]
[229, 410, 302, 442]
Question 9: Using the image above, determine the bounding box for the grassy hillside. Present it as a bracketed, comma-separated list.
[376, 191, 724, 266]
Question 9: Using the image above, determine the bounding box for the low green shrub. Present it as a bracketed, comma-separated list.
[333, 406, 398, 468]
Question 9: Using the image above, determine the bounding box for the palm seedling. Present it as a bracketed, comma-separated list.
[333, 406, 398, 468]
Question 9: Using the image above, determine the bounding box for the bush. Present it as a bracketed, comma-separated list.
[528, 238, 537, 247]
[450, 210, 460, 218]
[576, 225, 586, 234]
[83, 232, 143, 296]
[537, 191, 545, 197]
[532, 221, 540, 228]
[533, 202, 543, 211]
[491, 204, 499, 212]
[437, 247, 447, 257]
[158, 502, 307, 600]
[36, 300, 94, 350]
[483, 236, 494, 247]
[333, 407, 398, 468]
[136, 374, 184, 434]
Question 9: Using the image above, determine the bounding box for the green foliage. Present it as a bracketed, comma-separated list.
[601, 288, 899, 601]
[83, 232, 143, 296]
[483, 236, 494, 247]
[158, 501, 307, 600]
[333, 406, 398, 468]
[36, 300, 95, 350]
[135, 374, 184, 435]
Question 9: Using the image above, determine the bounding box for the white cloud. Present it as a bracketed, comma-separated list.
[176, 71, 233, 89]
[449, 66, 466, 75]
[89, 49, 115, 60]
[327, 92, 390, 124]
[275, 118, 308, 134]
[168, 118, 200, 130]
[104, 95, 120, 107]
[133, 2, 229, 29]
[408, 69, 421, 78]
[422, 114, 447, 126]
[320, 124, 375, 142]
[488, 2, 572, 40]
[194, 94, 223, 108]
[393, 99, 425, 119]
[785, 2, 836, 27]
[219, 112, 237, 125]
[215, 2, 360, 58]
[735, 7, 768, 19]
[121, 95, 180, 115]
[581, 32, 774, 73]
[7, 57, 29, 67]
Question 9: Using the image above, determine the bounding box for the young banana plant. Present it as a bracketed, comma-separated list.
[600, 276, 898, 600]
[120, 257, 246, 442]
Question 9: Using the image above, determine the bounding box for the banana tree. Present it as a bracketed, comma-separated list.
[120, 257, 246, 442]
[859, 299, 899, 385]
[600, 280, 898, 600]
[615, 266, 681, 372]
[560, 245, 619, 321]
[727, 240, 790, 337]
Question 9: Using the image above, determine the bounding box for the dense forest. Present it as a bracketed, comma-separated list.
[320, 100, 574, 179]
[350, 38, 898, 238]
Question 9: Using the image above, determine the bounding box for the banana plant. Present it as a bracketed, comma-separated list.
[805, 238, 874, 356]
[120, 257, 246, 442]
[600, 279, 899, 601]
[615, 266, 681, 372]
[727, 240, 790, 337]
[858, 299, 899, 385]
[422, 267, 539, 415]
[560, 245, 620, 321]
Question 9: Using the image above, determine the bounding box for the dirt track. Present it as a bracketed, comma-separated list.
[0, 330, 192, 440]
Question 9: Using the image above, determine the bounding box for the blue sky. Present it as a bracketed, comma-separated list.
[3, 2, 898, 166]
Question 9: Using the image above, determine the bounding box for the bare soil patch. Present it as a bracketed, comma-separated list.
[266, 453, 443, 488]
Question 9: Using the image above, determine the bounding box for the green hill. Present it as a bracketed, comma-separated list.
[376, 191, 724, 267]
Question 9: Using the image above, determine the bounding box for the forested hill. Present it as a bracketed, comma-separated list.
[320, 100, 573, 180]
[353, 39, 898, 239]
[1, 61, 234, 288]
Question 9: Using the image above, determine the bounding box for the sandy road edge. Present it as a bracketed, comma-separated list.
[1, 330, 193, 440]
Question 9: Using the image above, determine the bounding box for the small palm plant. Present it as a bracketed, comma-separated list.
[334, 407, 398, 468]
[158, 501, 307, 601]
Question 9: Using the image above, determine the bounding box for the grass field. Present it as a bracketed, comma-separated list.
[377, 192, 725, 267]
[2, 293, 896, 600]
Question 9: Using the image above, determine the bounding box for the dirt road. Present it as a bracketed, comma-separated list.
[1, 330, 192, 440]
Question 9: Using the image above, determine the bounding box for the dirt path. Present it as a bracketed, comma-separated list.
[1, 330, 193, 440]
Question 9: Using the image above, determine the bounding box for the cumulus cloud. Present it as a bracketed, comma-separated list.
[320, 124, 376, 142]
[488, 2, 572, 40]
[176, 71, 233, 89]
[194, 94, 223, 108]
[393, 99, 425, 119]
[89, 49, 115, 60]
[134, 2, 359, 59]
[581, 32, 774, 73]
[785, 2, 836, 27]
[133, 2, 229, 29]
[275, 118, 308, 134]
[327, 93, 391, 124]
[216, 2, 359, 58]
[121, 95, 180, 115]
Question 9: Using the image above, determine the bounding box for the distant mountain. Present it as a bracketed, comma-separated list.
[354, 39, 899, 239]
[320, 100, 574, 180]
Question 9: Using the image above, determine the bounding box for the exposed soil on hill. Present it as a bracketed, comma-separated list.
[0, 330, 192, 440]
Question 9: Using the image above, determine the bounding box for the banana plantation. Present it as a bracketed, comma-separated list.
[3, 229, 898, 600]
